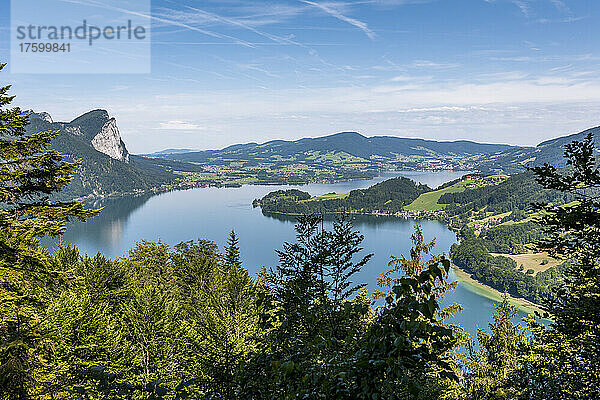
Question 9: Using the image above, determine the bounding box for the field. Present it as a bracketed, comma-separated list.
[305, 192, 350, 202]
[404, 181, 469, 211]
[489, 252, 562, 275]
[405, 175, 509, 212]
[467, 211, 513, 227]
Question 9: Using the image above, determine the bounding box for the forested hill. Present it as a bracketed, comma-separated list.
[481, 126, 600, 173]
[441, 171, 580, 218]
[26, 111, 176, 200]
[254, 176, 430, 215]
[147, 126, 600, 175]
[430, 171, 600, 305]
[152, 131, 520, 171]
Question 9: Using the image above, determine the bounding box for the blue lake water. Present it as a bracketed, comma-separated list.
[50, 171, 531, 340]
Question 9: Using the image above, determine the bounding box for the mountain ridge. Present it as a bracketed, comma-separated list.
[482, 126, 600, 173]
[153, 130, 522, 172]
[160, 131, 521, 160]
[26, 110, 175, 200]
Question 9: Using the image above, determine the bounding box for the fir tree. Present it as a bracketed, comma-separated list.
[517, 132, 600, 398]
[225, 230, 242, 270]
[463, 293, 526, 400]
[0, 63, 99, 399]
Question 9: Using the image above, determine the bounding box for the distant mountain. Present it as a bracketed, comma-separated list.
[153, 131, 521, 170]
[28, 113, 599, 201]
[145, 148, 198, 156]
[482, 126, 600, 173]
[26, 110, 175, 200]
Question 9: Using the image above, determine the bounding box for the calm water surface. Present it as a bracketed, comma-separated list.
[50, 171, 529, 339]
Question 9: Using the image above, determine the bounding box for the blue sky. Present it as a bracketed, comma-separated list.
[1, 0, 600, 153]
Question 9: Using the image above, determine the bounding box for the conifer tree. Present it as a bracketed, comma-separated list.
[0, 63, 99, 399]
[462, 293, 526, 399]
[225, 230, 242, 270]
[517, 132, 600, 398]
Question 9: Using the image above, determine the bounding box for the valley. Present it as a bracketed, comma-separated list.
[25, 109, 600, 309]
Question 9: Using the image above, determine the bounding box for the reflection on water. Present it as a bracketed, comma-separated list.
[43, 193, 154, 256]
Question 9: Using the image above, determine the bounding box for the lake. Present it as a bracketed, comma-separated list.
[50, 171, 530, 340]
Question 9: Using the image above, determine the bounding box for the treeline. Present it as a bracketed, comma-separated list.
[450, 237, 564, 304]
[441, 171, 577, 217]
[256, 176, 430, 215]
[34, 237, 267, 398]
[464, 222, 545, 254]
[449, 222, 560, 303]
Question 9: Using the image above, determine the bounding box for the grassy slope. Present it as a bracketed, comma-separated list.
[404, 181, 470, 211]
[304, 192, 351, 202]
[467, 211, 513, 227]
[404, 175, 509, 212]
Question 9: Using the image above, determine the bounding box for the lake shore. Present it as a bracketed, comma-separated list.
[451, 265, 547, 316]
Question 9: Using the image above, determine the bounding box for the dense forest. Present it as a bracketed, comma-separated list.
[440, 171, 579, 217]
[3, 63, 600, 399]
[450, 238, 565, 304]
[446, 222, 564, 303]
[254, 177, 430, 215]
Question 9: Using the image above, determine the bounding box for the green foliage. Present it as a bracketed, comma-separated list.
[238, 215, 373, 398]
[479, 222, 544, 254]
[225, 230, 242, 270]
[440, 171, 577, 216]
[0, 63, 99, 400]
[513, 132, 600, 399]
[450, 237, 561, 303]
[449, 221, 564, 303]
[257, 177, 430, 215]
[351, 225, 461, 399]
[461, 294, 527, 400]
[39, 239, 269, 399]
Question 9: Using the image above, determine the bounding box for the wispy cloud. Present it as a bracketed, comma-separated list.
[410, 60, 460, 69]
[158, 121, 205, 130]
[300, 1, 377, 40]
[155, 6, 298, 46]
[59, 0, 256, 47]
[513, 0, 531, 17]
[548, 0, 571, 14]
[214, 3, 306, 27]
[485, 0, 580, 21]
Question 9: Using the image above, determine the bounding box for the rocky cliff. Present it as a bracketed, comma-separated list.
[90, 118, 130, 163]
[66, 110, 130, 163]
[26, 110, 174, 200]
[30, 109, 130, 163]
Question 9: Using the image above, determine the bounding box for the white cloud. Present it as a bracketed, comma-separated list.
[158, 121, 205, 131]
[409, 60, 460, 69]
